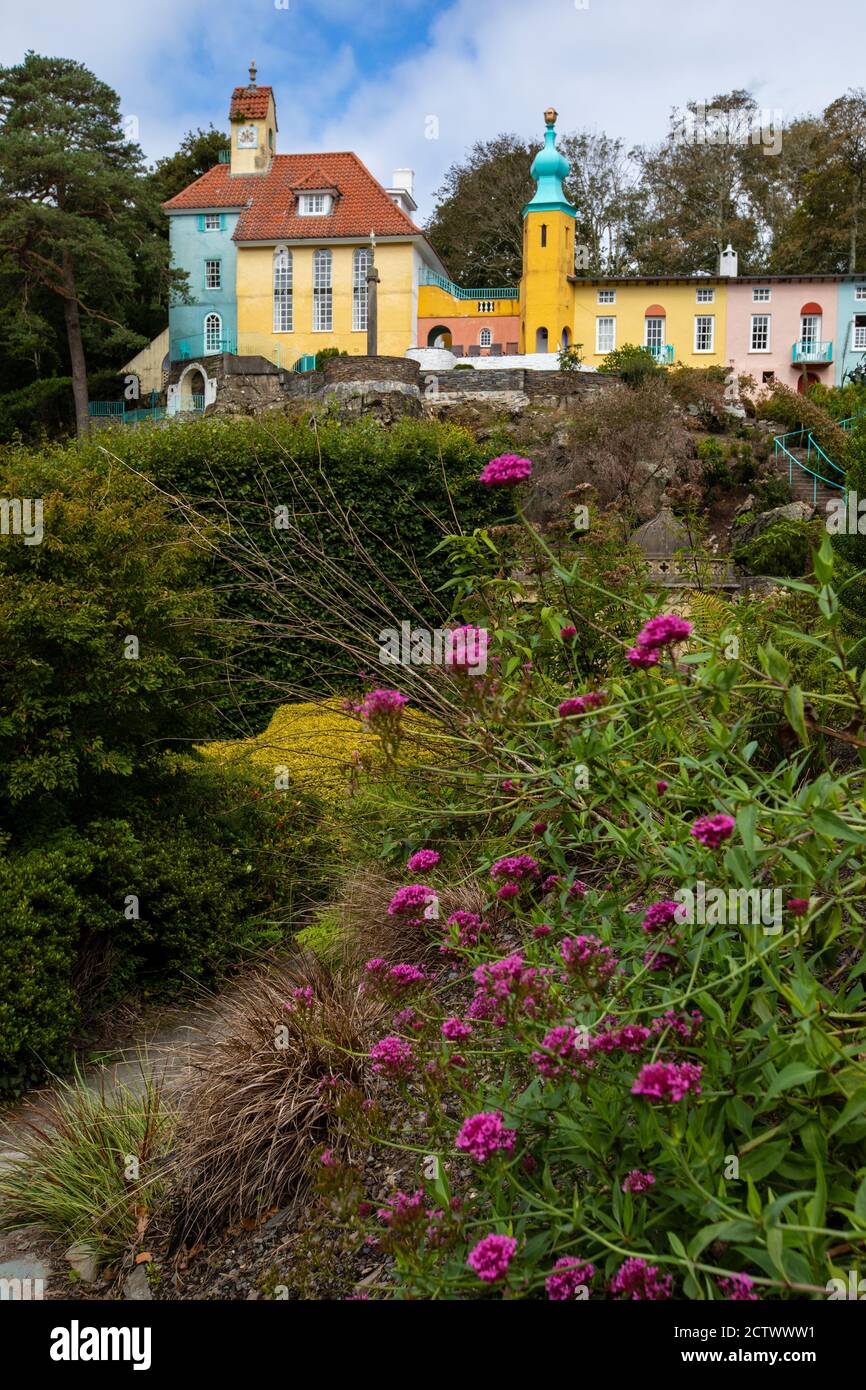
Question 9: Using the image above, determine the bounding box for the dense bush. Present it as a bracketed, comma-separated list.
[598, 343, 660, 387]
[733, 518, 820, 577]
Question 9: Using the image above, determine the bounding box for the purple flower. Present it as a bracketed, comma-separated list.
[358, 688, 408, 722]
[560, 625, 577, 640]
[610, 1256, 673, 1300]
[445, 910, 488, 946]
[546, 1256, 595, 1300]
[445, 625, 489, 670]
[656, 780, 669, 794]
[717, 1273, 759, 1301]
[641, 898, 681, 933]
[622, 1169, 655, 1194]
[406, 849, 440, 874]
[387, 884, 436, 920]
[496, 881, 521, 900]
[531, 1025, 592, 1078]
[441, 1017, 473, 1041]
[370, 1035, 415, 1077]
[454, 1111, 516, 1163]
[560, 934, 618, 986]
[387, 963, 429, 990]
[490, 854, 540, 882]
[634, 614, 693, 651]
[690, 813, 736, 848]
[631, 1061, 702, 1103]
[787, 897, 809, 916]
[626, 646, 659, 668]
[478, 454, 533, 487]
[466, 1233, 518, 1282]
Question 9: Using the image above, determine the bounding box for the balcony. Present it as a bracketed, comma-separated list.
[176, 335, 237, 361]
[792, 340, 833, 364]
[646, 343, 675, 365]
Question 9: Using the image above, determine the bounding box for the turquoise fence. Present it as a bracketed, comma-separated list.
[419, 268, 518, 301]
[177, 335, 237, 360]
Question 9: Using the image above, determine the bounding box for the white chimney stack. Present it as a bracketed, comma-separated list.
[719, 243, 738, 277]
[386, 168, 417, 216]
[392, 168, 414, 196]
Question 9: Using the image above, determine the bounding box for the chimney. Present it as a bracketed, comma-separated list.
[386, 169, 417, 216]
[718, 243, 738, 277]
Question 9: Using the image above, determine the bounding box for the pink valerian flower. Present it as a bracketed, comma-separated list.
[454, 1111, 517, 1163]
[532, 820, 548, 835]
[546, 1257, 596, 1300]
[370, 1036, 415, 1078]
[560, 935, 618, 990]
[643, 946, 679, 972]
[320, 1147, 337, 1167]
[641, 899, 682, 933]
[560, 625, 578, 640]
[496, 882, 521, 900]
[532, 923, 552, 939]
[377, 1189, 429, 1231]
[717, 1273, 759, 1301]
[445, 910, 488, 947]
[622, 1169, 655, 1194]
[610, 1257, 673, 1300]
[386, 962, 429, 990]
[690, 813, 736, 848]
[470, 952, 550, 1022]
[787, 897, 809, 916]
[358, 688, 408, 723]
[392, 1007, 422, 1031]
[445, 625, 489, 671]
[406, 849, 440, 874]
[542, 873, 587, 899]
[365, 958, 389, 975]
[631, 1061, 702, 1103]
[531, 1025, 593, 1079]
[284, 985, 314, 1010]
[490, 854, 540, 882]
[626, 645, 659, 668]
[656, 779, 669, 794]
[501, 779, 517, 793]
[479, 453, 533, 486]
[650, 1008, 703, 1041]
[591, 1023, 651, 1055]
[387, 883, 436, 923]
[441, 1017, 473, 1042]
[466, 1233, 518, 1282]
[635, 614, 693, 651]
[558, 690, 606, 719]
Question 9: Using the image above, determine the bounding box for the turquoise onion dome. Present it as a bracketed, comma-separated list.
[523, 108, 576, 218]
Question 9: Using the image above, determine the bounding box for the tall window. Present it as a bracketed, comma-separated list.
[353, 248, 371, 331]
[541, 224, 547, 247]
[853, 314, 866, 349]
[313, 249, 333, 331]
[800, 313, 820, 346]
[596, 316, 616, 353]
[273, 249, 293, 332]
[205, 259, 221, 290]
[645, 316, 665, 352]
[479, 327, 492, 347]
[204, 312, 222, 353]
[750, 314, 770, 351]
[694, 315, 715, 352]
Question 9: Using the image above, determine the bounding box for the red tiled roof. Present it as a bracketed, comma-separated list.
[229, 85, 273, 121]
[162, 153, 422, 241]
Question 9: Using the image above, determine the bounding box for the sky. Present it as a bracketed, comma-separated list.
[2, 0, 865, 219]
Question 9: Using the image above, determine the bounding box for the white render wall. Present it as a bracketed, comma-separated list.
[405, 348, 596, 373]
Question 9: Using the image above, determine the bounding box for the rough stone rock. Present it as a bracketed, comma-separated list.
[123, 1264, 153, 1300]
[735, 501, 815, 547]
[65, 1241, 100, 1284]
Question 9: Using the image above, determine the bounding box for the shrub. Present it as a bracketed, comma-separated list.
[733, 519, 820, 577]
[598, 343, 660, 387]
[557, 344, 584, 373]
[0, 1069, 173, 1265]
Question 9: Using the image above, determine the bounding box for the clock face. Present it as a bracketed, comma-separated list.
[237, 124, 258, 149]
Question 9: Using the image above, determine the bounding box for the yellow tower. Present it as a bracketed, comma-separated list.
[519, 108, 576, 356]
[229, 62, 277, 176]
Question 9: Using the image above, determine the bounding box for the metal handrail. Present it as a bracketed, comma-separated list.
[419, 268, 518, 301]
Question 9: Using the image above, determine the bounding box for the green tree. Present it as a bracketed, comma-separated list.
[148, 125, 230, 205]
[0, 53, 174, 435]
[425, 134, 533, 286]
[775, 91, 866, 273]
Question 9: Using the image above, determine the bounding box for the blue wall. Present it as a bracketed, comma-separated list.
[168, 213, 239, 362]
[836, 277, 866, 384]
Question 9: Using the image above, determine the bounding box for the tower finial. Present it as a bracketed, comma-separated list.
[249, 60, 257, 87]
[544, 107, 558, 129]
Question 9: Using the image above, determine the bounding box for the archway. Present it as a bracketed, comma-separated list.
[180, 367, 206, 412]
[536, 326, 549, 353]
[561, 327, 571, 350]
[427, 325, 452, 349]
[796, 371, 820, 394]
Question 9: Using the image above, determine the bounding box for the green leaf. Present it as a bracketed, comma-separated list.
[762, 1063, 820, 1104]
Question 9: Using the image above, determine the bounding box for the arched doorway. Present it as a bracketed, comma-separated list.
[427, 325, 452, 349]
[536, 327, 549, 353]
[561, 327, 571, 350]
[796, 371, 820, 394]
[180, 367, 206, 412]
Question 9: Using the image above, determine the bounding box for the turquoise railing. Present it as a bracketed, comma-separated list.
[88, 400, 124, 416]
[177, 336, 237, 360]
[792, 340, 833, 364]
[419, 268, 518, 301]
[646, 344, 675, 365]
[773, 426, 845, 506]
[292, 354, 318, 372]
[88, 400, 164, 424]
[191, 394, 205, 411]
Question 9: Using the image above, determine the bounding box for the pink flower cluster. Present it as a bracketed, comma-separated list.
[592, 1023, 651, 1055]
[560, 934, 618, 989]
[631, 1060, 702, 1103]
[530, 1024, 593, 1078]
[478, 454, 533, 487]
[406, 849, 440, 874]
[651, 1008, 703, 1041]
[441, 1017, 473, 1042]
[641, 898, 681, 933]
[558, 690, 606, 719]
[469, 951, 549, 1023]
[466, 1233, 517, 1282]
[610, 1256, 673, 1300]
[454, 1110, 517, 1163]
[690, 813, 736, 848]
[443, 910, 489, 948]
[622, 1169, 656, 1194]
[490, 854, 540, 882]
[546, 1256, 596, 1300]
[717, 1273, 759, 1301]
[445, 625, 489, 670]
[357, 688, 408, 724]
[370, 1035, 415, 1078]
[542, 874, 587, 898]
[627, 612, 692, 668]
[376, 1189, 428, 1231]
[387, 883, 436, 923]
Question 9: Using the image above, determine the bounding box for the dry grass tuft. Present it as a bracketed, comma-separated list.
[167, 952, 385, 1243]
[335, 863, 488, 964]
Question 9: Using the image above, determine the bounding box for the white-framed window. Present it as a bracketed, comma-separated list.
[313, 249, 333, 331]
[299, 193, 332, 216]
[273, 248, 293, 332]
[477, 300, 495, 314]
[853, 314, 866, 350]
[480, 327, 492, 347]
[203, 213, 221, 231]
[800, 314, 821, 346]
[752, 287, 771, 302]
[696, 287, 715, 303]
[750, 314, 771, 351]
[855, 286, 866, 301]
[645, 316, 665, 352]
[352, 247, 371, 332]
[596, 316, 616, 353]
[205, 259, 221, 290]
[597, 289, 616, 304]
[204, 312, 222, 353]
[694, 315, 715, 352]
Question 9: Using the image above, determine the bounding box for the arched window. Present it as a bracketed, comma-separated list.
[353, 248, 371, 331]
[561, 327, 571, 349]
[204, 312, 222, 354]
[273, 249, 293, 332]
[480, 327, 492, 348]
[313, 249, 333, 331]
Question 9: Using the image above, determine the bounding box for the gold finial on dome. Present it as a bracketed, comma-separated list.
[544, 107, 558, 128]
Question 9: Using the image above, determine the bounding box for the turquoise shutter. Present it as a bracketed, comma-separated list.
[197, 214, 205, 232]
[219, 214, 226, 231]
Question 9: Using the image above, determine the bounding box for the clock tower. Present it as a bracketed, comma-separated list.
[229, 62, 278, 176]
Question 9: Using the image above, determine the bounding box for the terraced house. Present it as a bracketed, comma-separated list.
[163, 73, 866, 389]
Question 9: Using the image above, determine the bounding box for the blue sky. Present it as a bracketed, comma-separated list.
[4, 0, 865, 219]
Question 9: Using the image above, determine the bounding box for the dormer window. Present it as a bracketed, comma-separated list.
[298, 193, 333, 216]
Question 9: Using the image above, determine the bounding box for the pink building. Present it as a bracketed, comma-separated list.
[725, 278, 838, 393]
[417, 316, 522, 357]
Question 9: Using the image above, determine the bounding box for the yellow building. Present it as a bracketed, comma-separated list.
[573, 278, 727, 369]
